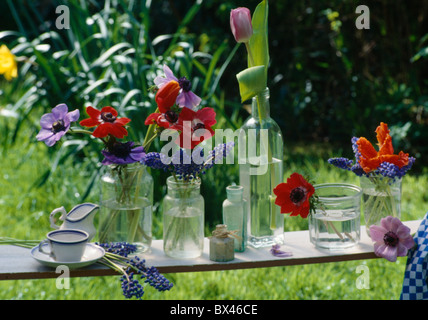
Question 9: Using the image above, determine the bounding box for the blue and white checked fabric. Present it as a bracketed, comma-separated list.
[400, 212, 428, 300]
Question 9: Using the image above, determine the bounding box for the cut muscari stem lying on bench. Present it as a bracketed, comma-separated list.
[0, 239, 173, 300]
[96, 242, 173, 299]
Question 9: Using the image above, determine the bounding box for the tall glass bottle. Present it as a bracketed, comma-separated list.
[222, 185, 247, 252]
[239, 87, 284, 248]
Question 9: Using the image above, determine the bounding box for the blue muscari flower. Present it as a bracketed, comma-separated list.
[142, 152, 171, 172]
[378, 162, 400, 179]
[172, 147, 205, 180]
[350, 163, 367, 177]
[143, 142, 235, 181]
[128, 256, 173, 292]
[121, 272, 144, 299]
[351, 137, 361, 162]
[400, 156, 416, 177]
[204, 141, 235, 170]
[96, 242, 138, 257]
[377, 157, 416, 181]
[327, 157, 354, 171]
[98, 242, 173, 299]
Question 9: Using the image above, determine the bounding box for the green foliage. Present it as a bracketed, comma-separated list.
[0, 0, 244, 227]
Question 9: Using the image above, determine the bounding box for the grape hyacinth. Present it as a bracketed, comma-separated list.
[129, 256, 173, 292]
[327, 156, 367, 177]
[96, 242, 138, 257]
[171, 147, 205, 180]
[97, 242, 173, 299]
[204, 141, 235, 170]
[142, 152, 171, 172]
[142, 142, 235, 182]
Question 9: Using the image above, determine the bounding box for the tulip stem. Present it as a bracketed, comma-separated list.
[245, 42, 256, 68]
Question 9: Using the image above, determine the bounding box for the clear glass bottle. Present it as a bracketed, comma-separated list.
[98, 163, 153, 253]
[209, 224, 234, 262]
[308, 183, 362, 250]
[238, 87, 284, 248]
[162, 176, 204, 259]
[222, 185, 247, 252]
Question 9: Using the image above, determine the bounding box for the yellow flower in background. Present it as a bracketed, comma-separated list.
[0, 45, 18, 81]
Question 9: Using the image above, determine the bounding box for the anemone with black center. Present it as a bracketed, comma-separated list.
[383, 230, 399, 247]
[164, 110, 179, 124]
[289, 187, 306, 204]
[101, 111, 117, 123]
[51, 120, 65, 133]
[109, 142, 132, 159]
[193, 123, 206, 131]
[178, 77, 192, 92]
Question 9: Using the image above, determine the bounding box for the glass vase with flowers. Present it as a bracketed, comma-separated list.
[328, 122, 415, 237]
[36, 103, 153, 252]
[142, 65, 234, 258]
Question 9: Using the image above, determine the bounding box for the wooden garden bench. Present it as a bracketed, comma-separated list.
[0, 220, 420, 280]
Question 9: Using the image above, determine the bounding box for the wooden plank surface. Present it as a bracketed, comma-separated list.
[0, 220, 421, 280]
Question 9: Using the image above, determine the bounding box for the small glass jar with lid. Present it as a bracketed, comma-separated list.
[209, 224, 234, 262]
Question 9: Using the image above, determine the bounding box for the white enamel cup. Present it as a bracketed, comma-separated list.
[38, 229, 89, 262]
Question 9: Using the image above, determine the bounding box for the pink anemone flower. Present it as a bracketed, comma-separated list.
[369, 216, 415, 262]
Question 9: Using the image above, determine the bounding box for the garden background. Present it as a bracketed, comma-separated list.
[0, 0, 427, 300]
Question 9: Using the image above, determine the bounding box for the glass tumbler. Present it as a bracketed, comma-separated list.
[308, 183, 362, 250]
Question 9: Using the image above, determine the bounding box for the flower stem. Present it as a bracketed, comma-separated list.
[142, 108, 159, 151]
[68, 128, 94, 136]
[245, 42, 256, 68]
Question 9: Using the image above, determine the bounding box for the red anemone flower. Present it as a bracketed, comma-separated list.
[173, 107, 216, 149]
[79, 106, 130, 139]
[144, 110, 180, 129]
[145, 80, 181, 129]
[273, 173, 315, 218]
[357, 122, 409, 173]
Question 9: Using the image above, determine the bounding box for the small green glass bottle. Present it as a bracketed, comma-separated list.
[222, 185, 247, 252]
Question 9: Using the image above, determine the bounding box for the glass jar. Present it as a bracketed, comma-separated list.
[209, 224, 234, 262]
[98, 163, 153, 253]
[222, 185, 247, 252]
[162, 176, 204, 259]
[308, 183, 362, 250]
[238, 87, 284, 248]
[360, 175, 402, 237]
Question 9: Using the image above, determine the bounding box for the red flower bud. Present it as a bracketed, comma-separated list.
[155, 80, 180, 113]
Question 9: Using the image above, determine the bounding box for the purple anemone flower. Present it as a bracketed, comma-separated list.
[369, 216, 415, 262]
[36, 104, 80, 147]
[154, 64, 201, 110]
[101, 141, 146, 165]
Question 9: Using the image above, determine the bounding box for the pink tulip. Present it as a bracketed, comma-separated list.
[230, 7, 253, 43]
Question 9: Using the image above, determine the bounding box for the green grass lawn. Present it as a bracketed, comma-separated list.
[0, 119, 427, 300]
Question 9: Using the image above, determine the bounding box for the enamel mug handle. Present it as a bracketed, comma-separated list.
[49, 206, 66, 230]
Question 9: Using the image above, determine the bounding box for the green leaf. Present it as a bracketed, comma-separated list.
[236, 66, 266, 102]
[410, 46, 428, 62]
[248, 0, 269, 78]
